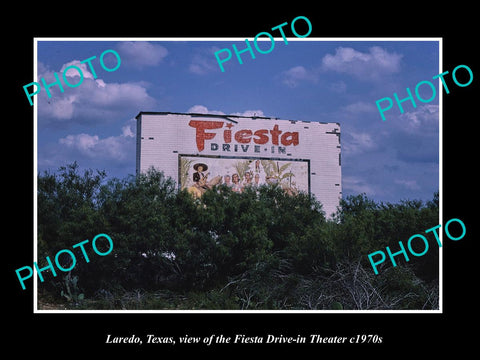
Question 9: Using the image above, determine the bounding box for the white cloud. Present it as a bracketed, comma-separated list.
[187, 105, 265, 117]
[343, 132, 376, 155]
[232, 109, 265, 117]
[87, 81, 153, 107]
[278, 47, 402, 87]
[59, 126, 134, 162]
[342, 101, 377, 114]
[394, 179, 420, 190]
[189, 47, 220, 75]
[280, 65, 318, 88]
[60, 133, 98, 152]
[37, 61, 156, 125]
[397, 104, 439, 135]
[281, 66, 308, 87]
[60, 60, 96, 80]
[39, 117, 137, 174]
[122, 123, 135, 138]
[187, 105, 224, 115]
[321, 46, 402, 81]
[43, 96, 76, 120]
[389, 104, 439, 163]
[343, 176, 375, 195]
[116, 41, 168, 68]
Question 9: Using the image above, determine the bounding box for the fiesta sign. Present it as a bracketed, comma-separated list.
[136, 112, 342, 217]
[188, 120, 300, 153]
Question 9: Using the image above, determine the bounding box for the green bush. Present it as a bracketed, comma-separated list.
[37, 163, 439, 310]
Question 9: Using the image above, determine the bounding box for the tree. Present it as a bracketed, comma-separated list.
[37, 162, 107, 294]
[37, 163, 439, 310]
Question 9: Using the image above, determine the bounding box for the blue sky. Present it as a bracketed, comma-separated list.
[36, 39, 440, 204]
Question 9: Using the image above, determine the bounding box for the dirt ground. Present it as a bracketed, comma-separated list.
[37, 299, 67, 310]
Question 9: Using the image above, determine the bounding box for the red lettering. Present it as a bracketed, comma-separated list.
[270, 125, 282, 145]
[188, 120, 224, 151]
[253, 129, 269, 144]
[189, 120, 300, 151]
[224, 129, 232, 143]
[281, 132, 299, 146]
[234, 129, 252, 143]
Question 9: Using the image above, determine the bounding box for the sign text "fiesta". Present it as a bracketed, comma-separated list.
[188, 120, 299, 154]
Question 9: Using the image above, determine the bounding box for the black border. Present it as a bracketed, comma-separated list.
[7, 4, 478, 356]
